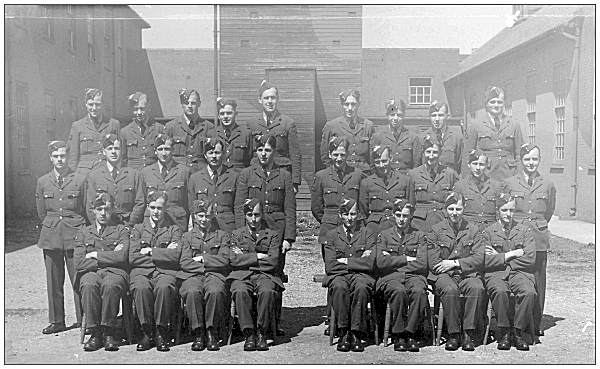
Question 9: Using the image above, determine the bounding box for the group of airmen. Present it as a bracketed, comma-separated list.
[35, 80, 555, 355]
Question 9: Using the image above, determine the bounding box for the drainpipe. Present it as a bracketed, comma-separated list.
[213, 4, 219, 125]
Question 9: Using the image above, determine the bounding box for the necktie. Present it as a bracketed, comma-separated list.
[111, 169, 118, 181]
[494, 117, 501, 130]
[161, 166, 167, 180]
[57, 174, 63, 187]
[436, 131, 443, 146]
[263, 167, 268, 178]
[527, 176, 533, 187]
[213, 171, 219, 185]
[346, 229, 352, 243]
[349, 118, 356, 130]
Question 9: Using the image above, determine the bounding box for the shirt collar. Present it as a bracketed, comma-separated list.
[207, 165, 215, 178]
[53, 168, 62, 180]
[106, 161, 116, 174]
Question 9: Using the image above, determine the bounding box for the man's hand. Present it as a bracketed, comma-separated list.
[114, 243, 124, 252]
[192, 255, 204, 263]
[485, 245, 499, 255]
[140, 247, 152, 256]
[256, 252, 268, 260]
[336, 258, 348, 264]
[505, 248, 525, 262]
[381, 251, 390, 256]
[231, 246, 243, 255]
[85, 251, 98, 259]
[282, 240, 292, 254]
[406, 255, 416, 262]
[293, 184, 299, 193]
[361, 250, 372, 258]
[167, 242, 179, 249]
[433, 259, 457, 274]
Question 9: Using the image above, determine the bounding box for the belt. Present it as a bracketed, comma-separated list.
[263, 204, 283, 213]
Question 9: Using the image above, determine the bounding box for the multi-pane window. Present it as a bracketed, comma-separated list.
[553, 63, 568, 161]
[87, 12, 95, 63]
[44, 91, 57, 140]
[67, 6, 76, 52]
[526, 72, 536, 144]
[42, 6, 54, 41]
[104, 17, 112, 69]
[15, 82, 31, 171]
[409, 77, 432, 105]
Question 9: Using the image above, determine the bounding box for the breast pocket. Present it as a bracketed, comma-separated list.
[368, 192, 384, 211]
[167, 182, 185, 203]
[415, 182, 429, 200]
[118, 186, 135, 207]
[534, 193, 549, 213]
[357, 136, 370, 156]
[80, 135, 101, 155]
[126, 139, 140, 157]
[346, 185, 359, 200]
[503, 134, 515, 149]
[323, 187, 339, 207]
[248, 181, 262, 199]
[232, 143, 249, 163]
[208, 244, 220, 255]
[268, 183, 285, 205]
[172, 136, 186, 155]
[275, 131, 289, 155]
[220, 186, 235, 207]
[477, 135, 493, 150]
[195, 188, 208, 201]
[43, 191, 55, 207]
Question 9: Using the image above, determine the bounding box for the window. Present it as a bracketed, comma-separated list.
[526, 72, 536, 144]
[87, 11, 95, 63]
[44, 91, 57, 140]
[42, 6, 54, 41]
[67, 6, 76, 52]
[104, 18, 112, 70]
[553, 63, 568, 161]
[15, 82, 31, 172]
[409, 77, 432, 105]
[116, 21, 124, 75]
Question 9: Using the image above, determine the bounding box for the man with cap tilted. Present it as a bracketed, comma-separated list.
[120, 91, 166, 170]
[67, 88, 121, 174]
[422, 101, 463, 174]
[213, 98, 254, 173]
[36, 140, 86, 334]
[85, 133, 145, 226]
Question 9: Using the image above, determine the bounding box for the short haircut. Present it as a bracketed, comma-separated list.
[217, 97, 237, 110]
[147, 190, 168, 204]
[339, 89, 360, 104]
[328, 136, 349, 153]
[429, 100, 450, 115]
[203, 136, 225, 154]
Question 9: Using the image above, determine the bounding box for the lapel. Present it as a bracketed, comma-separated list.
[163, 160, 179, 182]
[530, 173, 544, 193]
[268, 114, 283, 131]
[455, 219, 470, 245]
[114, 167, 129, 184]
[390, 228, 404, 245]
[327, 166, 342, 185]
[178, 115, 193, 135]
[393, 127, 411, 144]
[265, 167, 280, 183]
[61, 168, 76, 189]
[517, 172, 531, 191]
[432, 165, 447, 184]
[507, 222, 520, 240]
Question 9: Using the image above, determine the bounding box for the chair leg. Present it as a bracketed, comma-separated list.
[80, 312, 87, 345]
[437, 303, 444, 346]
[483, 302, 493, 345]
[329, 307, 336, 346]
[227, 300, 236, 346]
[383, 303, 391, 347]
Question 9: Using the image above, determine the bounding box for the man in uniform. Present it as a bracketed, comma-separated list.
[214, 98, 253, 173]
[120, 91, 166, 170]
[249, 81, 301, 192]
[178, 200, 230, 351]
[165, 89, 214, 173]
[74, 193, 130, 351]
[422, 101, 463, 174]
[129, 191, 183, 352]
[86, 134, 145, 226]
[320, 89, 374, 173]
[141, 134, 191, 231]
[67, 88, 121, 174]
[372, 98, 421, 174]
[36, 140, 86, 334]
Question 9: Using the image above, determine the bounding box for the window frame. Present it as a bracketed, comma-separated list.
[408, 77, 432, 105]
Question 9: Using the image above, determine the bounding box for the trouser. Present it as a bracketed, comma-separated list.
[179, 274, 227, 331]
[79, 270, 128, 328]
[485, 273, 537, 333]
[434, 274, 486, 334]
[130, 272, 177, 327]
[376, 274, 428, 334]
[329, 274, 374, 333]
[43, 249, 82, 324]
[534, 251, 548, 331]
[230, 273, 278, 331]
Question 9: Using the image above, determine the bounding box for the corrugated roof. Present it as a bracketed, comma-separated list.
[446, 5, 592, 82]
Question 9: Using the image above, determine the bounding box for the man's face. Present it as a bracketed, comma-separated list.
[430, 106, 448, 130]
[394, 207, 412, 231]
[103, 140, 121, 165]
[329, 145, 347, 171]
[148, 198, 165, 223]
[245, 203, 262, 231]
[342, 96, 359, 120]
[498, 201, 515, 224]
[469, 155, 488, 179]
[259, 88, 278, 114]
[194, 210, 211, 230]
[424, 146, 440, 166]
[94, 203, 112, 226]
[387, 111, 405, 130]
[205, 143, 223, 169]
[256, 142, 274, 166]
[155, 141, 173, 164]
[521, 148, 540, 175]
[132, 100, 148, 124]
[218, 104, 236, 127]
[486, 97, 505, 117]
[86, 95, 103, 119]
[340, 203, 358, 229]
[50, 147, 67, 171]
[446, 200, 464, 224]
[182, 93, 200, 117]
[373, 148, 391, 177]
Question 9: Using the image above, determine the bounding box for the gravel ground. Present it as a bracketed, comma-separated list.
[4, 217, 596, 364]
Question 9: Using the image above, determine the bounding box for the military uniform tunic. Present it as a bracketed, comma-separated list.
[421, 126, 464, 174]
[320, 116, 375, 172]
[165, 115, 214, 173]
[74, 224, 130, 329]
[212, 123, 254, 172]
[120, 119, 166, 169]
[371, 126, 422, 174]
[454, 175, 506, 232]
[67, 115, 121, 173]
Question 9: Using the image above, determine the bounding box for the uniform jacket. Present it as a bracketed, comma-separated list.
[165, 114, 214, 169]
[212, 123, 253, 171]
[311, 164, 363, 226]
[141, 160, 191, 222]
[375, 226, 428, 284]
[73, 224, 130, 289]
[359, 171, 415, 224]
[504, 172, 556, 232]
[177, 226, 230, 281]
[372, 126, 422, 172]
[426, 218, 484, 281]
[248, 112, 302, 185]
[235, 163, 296, 241]
[120, 119, 166, 169]
[481, 221, 536, 280]
[85, 163, 145, 225]
[188, 164, 238, 230]
[422, 126, 464, 174]
[129, 217, 183, 279]
[454, 175, 506, 226]
[320, 116, 375, 171]
[407, 164, 459, 220]
[322, 225, 377, 287]
[227, 226, 283, 288]
[464, 115, 524, 180]
[36, 168, 87, 250]
[67, 115, 121, 172]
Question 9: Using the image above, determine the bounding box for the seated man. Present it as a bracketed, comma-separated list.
[129, 191, 183, 352]
[74, 193, 130, 352]
[428, 193, 486, 351]
[178, 200, 230, 351]
[375, 199, 428, 352]
[482, 194, 537, 351]
[322, 198, 376, 353]
[228, 198, 283, 352]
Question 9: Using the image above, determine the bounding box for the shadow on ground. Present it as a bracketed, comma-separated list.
[541, 314, 565, 332]
[5, 217, 39, 253]
[273, 305, 327, 345]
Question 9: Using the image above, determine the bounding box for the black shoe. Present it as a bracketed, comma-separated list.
[515, 334, 530, 351]
[191, 334, 206, 351]
[324, 326, 330, 336]
[276, 328, 285, 336]
[336, 330, 350, 352]
[445, 335, 460, 351]
[72, 322, 82, 329]
[104, 335, 120, 351]
[206, 329, 220, 351]
[84, 335, 103, 351]
[497, 332, 511, 351]
[256, 330, 269, 351]
[536, 329, 544, 336]
[42, 323, 67, 335]
[462, 331, 475, 351]
[136, 334, 152, 351]
[156, 332, 170, 352]
[394, 336, 407, 352]
[407, 337, 420, 352]
[350, 331, 364, 352]
[243, 333, 257, 351]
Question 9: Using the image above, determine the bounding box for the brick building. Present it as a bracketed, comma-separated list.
[444, 5, 595, 221]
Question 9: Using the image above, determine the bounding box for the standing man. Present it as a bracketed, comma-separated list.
[165, 89, 214, 173]
[372, 98, 421, 174]
[249, 81, 301, 192]
[36, 141, 86, 334]
[120, 91, 166, 170]
[214, 98, 254, 173]
[320, 89, 374, 173]
[67, 88, 121, 174]
[86, 134, 145, 226]
[504, 144, 556, 337]
[141, 134, 191, 232]
[422, 101, 463, 174]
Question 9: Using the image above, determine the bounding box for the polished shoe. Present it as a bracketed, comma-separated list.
[336, 330, 351, 352]
[191, 335, 207, 351]
[72, 322, 82, 329]
[256, 330, 269, 351]
[42, 323, 67, 335]
[83, 335, 103, 351]
[407, 338, 420, 352]
[462, 331, 475, 351]
[350, 331, 364, 352]
[536, 329, 544, 336]
[206, 329, 220, 351]
[104, 335, 120, 351]
[136, 334, 152, 351]
[243, 333, 257, 351]
[497, 332, 511, 351]
[393, 336, 407, 352]
[445, 335, 460, 351]
[514, 334, 530, 351]
[324, 325, 330, 336]
[156, 333, 170, 352]
[276, 328, 285, 336]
